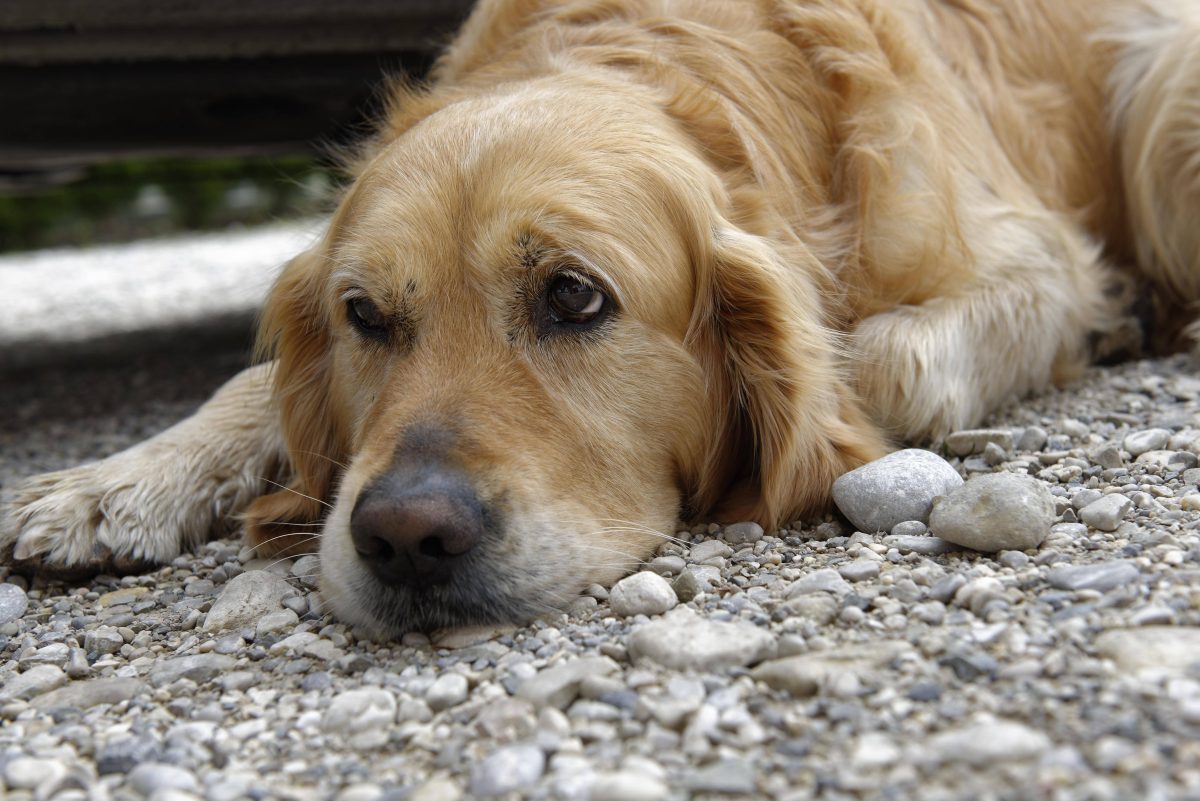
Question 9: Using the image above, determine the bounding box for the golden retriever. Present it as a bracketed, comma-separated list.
[4, 0, 1199, 637]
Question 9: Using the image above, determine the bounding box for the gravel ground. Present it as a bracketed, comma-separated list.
[2, 346, 1200, 801]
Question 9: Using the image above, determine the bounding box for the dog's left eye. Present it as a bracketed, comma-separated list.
[546, 275, 608, 326]
[347, 297, 388, 338]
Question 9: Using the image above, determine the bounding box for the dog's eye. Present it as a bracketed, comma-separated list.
[347, 297, 387, 337]
[546, 276, 608, 326]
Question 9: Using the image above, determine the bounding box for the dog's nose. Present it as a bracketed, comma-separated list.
[349, 467, 485, 587]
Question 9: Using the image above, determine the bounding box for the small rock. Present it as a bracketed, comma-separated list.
[149, 654, 236, 688]
[516, 656, 619, 709]
[470, 743, 545, 797]
[926, 719, 1051, 766]
[851, 732, 903, 769]
[32, 677, 144, 711]
[838, 560, 881, 582]
[322, 689, 397, 749]
[751, 641, 910, 697]
[291, 555, 321, 588]
[128, 763, 199, 797]
[688, 540, 732, 563]
[1090, 444, 1124, 470]
[890, 520, 927, 537]
[928, 472, 1054, 553]
[682, 757, 757, 795]
[882, 534, 956, 556]
[20, 642, 70, 668]
[1077, 495, 1133, 532]
[1017, 426, 1048, 451]
[628, 607, 774, 671]
[97, 735, 162, 774]
[0, 583, 28, 625]
[0, 664, 67, 701]
[1094, 626, 1200, 675]
[786, 568, 851, 597]
[98, 586, 149, 607]
[945, 429, 1015, 457]
[202, 570, 294, 633]
[1046, 561, 1139, 593]
[85, 626, 125, 655]
[409, 777, 463, 801]
[723, 522, 764, 545]
[256, 608, 301, 638]
[832, 449, 963, 533]
[426, 673, 470, 712]
[588, 771, 669, 801]
[609, 572, 678, 617]
[647, 556, 685, 576]
[671, 569, 710, 602]
[1123, 428, 1171, 457]
[4, 757, 67, 791]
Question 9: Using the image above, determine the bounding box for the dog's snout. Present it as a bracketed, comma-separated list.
[349, 466, 485, 587]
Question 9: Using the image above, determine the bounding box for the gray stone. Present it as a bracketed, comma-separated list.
[0, 583, 28, 626]
[409, 778, 463, 801]
[516, 656, 619, 709]
[927, 719, 1051, 766]
[785, 568, 851, 597]
[945, 428, 1015, 457]
[291, 555, 321, 588]
[751, 641, 911, 697]
[682, 757, 757, 795]
[66, 646, 91, 678]
[609, 572, 678, 617]
[20, 642, 70, 668]
[646, 556, 685, 576]
[688, 540, 732, 563]
[589, 771, 669, 801]
[1090, 444, 1124, 470]
[928, 472, 1055, 553]
[470, 743, 545, 796]
[628, 607, 774, 671]
[97, 735, 162, 774]
[256, 608, 300, 637]
[723, 522, 765, 545]
[128, 762, 199, 797]
[882, 535, 956, 556]
[0, 664, 67, 701]
[1077, 494, 1133, 531]
[149, 653, 236, 688]
[832, 449, 963, 533]
[202, 570, 294, 633]
[889, 520, 927, 537]
[1094, 626, 1200, 675]
[322, 688, 397, 749]
[32, 677, 144, 710]
[85, 626, 125, 655]
[1046, 561, 1139, 592]
[672, 569, 710, 602]
[425, 672, 470, 712]
[4, 757, 67, 791]
[1017, 426, 1049, 452]
[1124, 428, 1171, 457]
[838, 560, 881, 582]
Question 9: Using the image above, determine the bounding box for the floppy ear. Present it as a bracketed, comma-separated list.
[243, 248, 346, 556]
[692, 228, 887, 528]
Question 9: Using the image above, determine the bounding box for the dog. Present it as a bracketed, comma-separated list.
[3, 0, 1198, 638]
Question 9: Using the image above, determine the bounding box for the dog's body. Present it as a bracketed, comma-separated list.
[5, 0, 1199, 637]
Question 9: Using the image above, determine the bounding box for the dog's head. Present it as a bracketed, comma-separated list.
[247, 77, 882, 637]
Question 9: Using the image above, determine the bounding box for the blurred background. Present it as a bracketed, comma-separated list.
[0, 0, 475, 252]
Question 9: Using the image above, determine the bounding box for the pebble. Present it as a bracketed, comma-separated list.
[33, 677, 145, 710]
[928, 472, 1055, 552]
[944, 428, 1015, 457]
[1123, 428, 1171, 457]
[927, 719, 1051, 766]
[322, 689, 397, 748]
[838, 560, 881, 582]
[426, 672, 470, 711]
[409, 777, 463, 801]
[469, 743, 545, 796]
[1094, 626, 1200, 675]
[786, 568, 851, 596]
[85, 626, 125, 655]
[723, 521, 764, 544]
[751, 641, 911, 697]
[149, 653, 236, 687]
[1046, 561, 1139, 592]
[202, 570, 294, 632]
[128, 763, 199, 797]
[516, 656, 620, 709]
[882, 534, 956, 556]
[0, 583, 28, 625]
[628, 607, 775, 671]
[256, 608, 301, 637]
[0, 664, 67, 701]
[1077, 494, 1133, 531]
[588, 771, 669, 801]
[832, 449, 963, 533]
[682, 757, 757, 794]
[4, 756, 67, 791]
[609, 571, 678, 617]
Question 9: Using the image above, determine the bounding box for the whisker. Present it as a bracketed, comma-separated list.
[257, 477, 333, 509]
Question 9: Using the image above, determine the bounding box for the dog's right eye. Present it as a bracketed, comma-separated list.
[347, 297, 388, 339]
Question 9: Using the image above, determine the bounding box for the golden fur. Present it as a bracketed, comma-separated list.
[5, 0, 1199, 635]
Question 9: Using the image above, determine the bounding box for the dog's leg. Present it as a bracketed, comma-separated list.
[1, 362, 285, 575]
[1106, 2, 1200, 344]
[852, 198, 1118, 443]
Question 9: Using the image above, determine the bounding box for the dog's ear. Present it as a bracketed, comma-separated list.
[243, 247, 345, 556]
[691, 227, 886, 528]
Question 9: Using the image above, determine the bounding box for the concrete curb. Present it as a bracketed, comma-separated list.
[0, 220, 323, 372]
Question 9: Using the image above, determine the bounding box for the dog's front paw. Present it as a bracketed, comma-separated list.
[2, 457, 179, 577]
